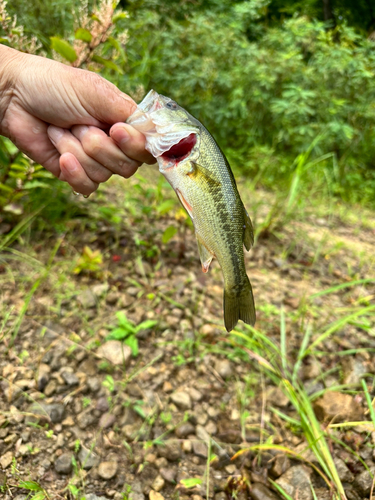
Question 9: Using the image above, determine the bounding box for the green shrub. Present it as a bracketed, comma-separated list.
[116, 2, 375, 204]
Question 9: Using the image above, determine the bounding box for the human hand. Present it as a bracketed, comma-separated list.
[0, 46, 155, 195]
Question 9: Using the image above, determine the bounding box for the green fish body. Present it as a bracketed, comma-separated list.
[127, 90, 255, 331]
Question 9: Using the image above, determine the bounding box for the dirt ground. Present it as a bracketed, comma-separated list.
[1, 167, 375, 500]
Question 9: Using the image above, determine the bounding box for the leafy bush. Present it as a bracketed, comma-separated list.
[117, 2, 375, 204]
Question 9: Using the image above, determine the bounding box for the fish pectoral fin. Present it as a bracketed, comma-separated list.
[196, 236, 214, 273]
[175, 188, 194, 220]
[188, 163, 221, 187]
[243, 206, 254, 251]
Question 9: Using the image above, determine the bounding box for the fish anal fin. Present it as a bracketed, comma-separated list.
[196, 236, 214, 273]
[175, 188, 194, 220]
[243, 207, 254, 251]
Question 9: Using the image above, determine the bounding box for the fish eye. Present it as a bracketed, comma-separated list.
[166, 101, 178, 110]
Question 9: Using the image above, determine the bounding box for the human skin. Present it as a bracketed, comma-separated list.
[0, 45, 154, 195]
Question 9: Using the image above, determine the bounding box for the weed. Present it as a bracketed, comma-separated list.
[106, 311, 158, 357]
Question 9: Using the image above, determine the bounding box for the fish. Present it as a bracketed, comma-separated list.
[127, 90, 255, 331]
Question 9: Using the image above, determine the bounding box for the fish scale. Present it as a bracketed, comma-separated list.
[127, 90, 255, 331]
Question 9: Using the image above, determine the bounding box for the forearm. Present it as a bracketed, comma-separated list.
[0, 45, 25, 135]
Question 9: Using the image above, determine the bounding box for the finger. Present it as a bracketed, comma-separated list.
[5, 102, 62, 176]
[71, 125, 141, 178]
[110, 123, 155, 165]
[59, 153, 98, 196]
[47, 125, 112, 184]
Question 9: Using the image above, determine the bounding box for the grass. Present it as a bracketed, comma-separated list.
[1, 166, 375, 499]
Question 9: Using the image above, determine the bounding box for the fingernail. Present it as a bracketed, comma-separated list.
[111, 126, 129, 145]
[72, 125, 89, 140]
[48, 126, 64, 146]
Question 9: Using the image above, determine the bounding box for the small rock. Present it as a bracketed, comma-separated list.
[85, 495, 111, 500]
[353, 467, 375, 496]
[270, 454, 290, 478]
[163, 381, 173, 393]
[78, 446, 99, 470]
[170, 391, 192, 410]
[77, 409, 97, 429]
[275, 465, 312, 500]
[151, 475, 165, 492]
[189, 387, 203, 402]
[106, 291, 120, 305]
[149, 491, 164, 500]
[175, 422, 195, 438]
[157, 440, 181, 461]
[193, 440, 208, 458]
[333, 457, 354, 483]
[250, 483, 281, 500]
[129, 494, 145, 500]
[342, 358, 367, 385]
[97, 341, 132, 366]
[27, 403, 65, 424]
[205, 420, 217, 435]
[313, 392, 363, 422]
[215, 359, 233, 378]
[196, 425, 210, 442]
[300, 359, 321, 380]
[44, 380, 57, 396]
[37, 363, 51, 391]
[98, 461, 118, 480]
[0, 451, 13, 469]
[61, 370, 79, 386]
[99, 412, 116, 429]
[92, 283, 109, 297]
[96, 397, 110, 412]
[77, 289, 96, 308]
[18, 444, 30, 456]
[266, 386, 289, 408]
[55, 452, 73, 474]
[88, 377, 101, 392]
[214, 494, 226, 500]
[160, 467, 176, 483]
[62, 416, 74, 426]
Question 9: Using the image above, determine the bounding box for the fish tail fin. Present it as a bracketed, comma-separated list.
[224, 278, 256, 332]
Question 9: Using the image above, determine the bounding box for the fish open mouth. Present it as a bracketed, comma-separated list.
[161, 133, 197, 163]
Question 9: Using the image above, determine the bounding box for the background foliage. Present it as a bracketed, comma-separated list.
[1, 0, 375, 232]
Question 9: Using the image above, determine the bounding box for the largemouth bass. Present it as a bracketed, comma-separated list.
[127, 90, 255, 331]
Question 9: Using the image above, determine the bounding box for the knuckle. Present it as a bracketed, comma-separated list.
[84, 133, 103, 157]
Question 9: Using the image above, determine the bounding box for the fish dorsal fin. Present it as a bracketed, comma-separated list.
[196, 235, 214, 273]
[188, 163, 220, 187]
[243, 207, 254, 251]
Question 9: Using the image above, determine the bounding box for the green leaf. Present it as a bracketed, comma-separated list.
[112, 12, 129, 23]
[106, 327, 128, 340]
[75, 28, 92, 43]
[23, 181, 52, 190]
[135, 320, 158, 333]
[180, 478, 202, 488]
[162, 225, 178, 244]
[157, 199, 176, 215]
[18, 481, 43, 491]
[92, 55, 123, 73]
[30, 492, 46, 500]
[50, 37, 77, 62]
[124, 335, 139, 357]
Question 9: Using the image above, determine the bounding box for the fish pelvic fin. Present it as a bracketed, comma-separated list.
[223, 278, 256, 332]
[196, 235, 214, 273]
[243, 206, 254, 251]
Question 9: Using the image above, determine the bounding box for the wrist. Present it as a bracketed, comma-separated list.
[0, 45, 25, 135]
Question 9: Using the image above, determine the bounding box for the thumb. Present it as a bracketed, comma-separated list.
[71, 68, 137, 126]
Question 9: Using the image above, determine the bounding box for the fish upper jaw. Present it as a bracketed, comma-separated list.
[126, 89, 199, 158]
